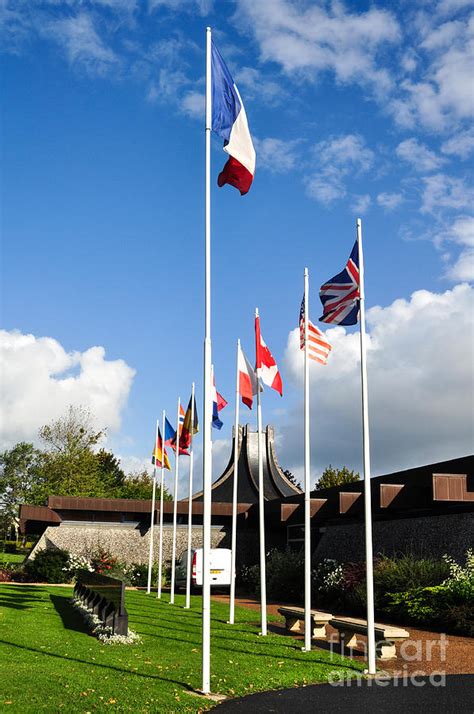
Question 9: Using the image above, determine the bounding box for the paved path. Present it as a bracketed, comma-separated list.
[214, 674, 474, 713]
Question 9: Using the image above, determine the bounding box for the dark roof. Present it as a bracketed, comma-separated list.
[273, 454, 474, 526]
[193, 425, 302, 503]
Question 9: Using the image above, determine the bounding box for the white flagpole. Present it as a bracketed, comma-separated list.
[228, 338, 240, 625]
[185, 382, 196, 609]
[202, 25, 213, 694]
[255, 308, 267, 636]
[157, 409, 166, 598]
[357, 218, 376, 675]
[146, 418, 159, 594]
[303, 268, 312, 651]
[170, 396, 181, 605]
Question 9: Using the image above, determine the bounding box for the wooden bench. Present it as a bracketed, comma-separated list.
[278, 606, 333, 638]
[331, 616, 409, 659]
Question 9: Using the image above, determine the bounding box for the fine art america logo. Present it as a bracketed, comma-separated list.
[327, 633, 448, 687]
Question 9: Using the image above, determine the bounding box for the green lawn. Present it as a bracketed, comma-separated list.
[0, 584, 364, 712]
[0, 552, 25, 565]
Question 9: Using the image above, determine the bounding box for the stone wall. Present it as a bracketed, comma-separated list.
[29, 523, 228, 564]
[314, 512, 474, 562]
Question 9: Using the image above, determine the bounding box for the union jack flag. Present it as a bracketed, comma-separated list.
[319, 241, 360, 325]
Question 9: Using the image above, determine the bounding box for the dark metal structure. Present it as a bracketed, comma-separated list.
[193, 425, 302, 503]
[74, 572, 128, 635]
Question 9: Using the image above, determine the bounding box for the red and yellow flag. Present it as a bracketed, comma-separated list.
[152, 428, 171, 470]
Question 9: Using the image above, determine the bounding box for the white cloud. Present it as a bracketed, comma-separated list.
[377, 192, 403, 211]
[180, 90, 204, 118]
[117, 455, 153, 476]
[396, 138, 445, 171]
[437, 0, 474, 18]
[446, 249, 474, 280]
[282, 284, 474, 480]
[306, 134, 374, 205]
[437, 215, 474, 280]
[306, 172, 345, 204]
[149, 0, 213, 15]
[390, 12, 474, 130]
[316, 134, 374, 171]
[352, 194, 371, 214]
[421, 19, 465, 50]
[421, 173, 474, 213]
[446, 214, 474, 246]
[45, 12, 119, 77]
[236, 66, 283, 105]
[235, 0, 399, 94]
[254, 137, 300, 173]
[0, 330, 135, 449]
[441, 128, 474, 158]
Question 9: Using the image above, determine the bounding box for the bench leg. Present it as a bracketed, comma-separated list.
[343, 632, 359, 649]
[286, 617, 301, 633]
[376, 640, 397, 660]
[311, 623, 327, 638]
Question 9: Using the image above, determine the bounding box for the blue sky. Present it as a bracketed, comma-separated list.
[2, 0, 473, 490]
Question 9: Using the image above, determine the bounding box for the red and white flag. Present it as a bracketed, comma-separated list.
[238, 343, 259, 409]
[255, 313, 283, 396]
[300, 296, 332, 365]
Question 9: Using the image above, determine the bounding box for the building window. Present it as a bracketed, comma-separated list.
[287, 524, 304, 549]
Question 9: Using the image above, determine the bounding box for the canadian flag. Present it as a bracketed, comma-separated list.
[238, 343, 259, 409]
[255, 312, 283, 396]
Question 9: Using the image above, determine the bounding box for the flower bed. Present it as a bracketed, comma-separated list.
[240, 548, 474, 636]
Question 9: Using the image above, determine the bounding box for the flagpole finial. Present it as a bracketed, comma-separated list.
[304, 266, 308, 277]
[255, 307, 259, 317]
[207, 26, 211, 33]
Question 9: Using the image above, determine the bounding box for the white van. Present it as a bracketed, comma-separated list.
[175, 548, 232, 589]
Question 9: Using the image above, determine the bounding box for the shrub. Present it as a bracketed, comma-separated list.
[384, 549, 474, 636]
[0, 568, 14, 582]
[312, 559, 344, 608]
[266, 548, 304, 601]
[129, 563, 169, 588]
[239, 563, 260, 595]
[90, 547, 117, 575]
[374, 554, 449, 606]
[240, 549, 305, 602]
[25, 548, 70, 583]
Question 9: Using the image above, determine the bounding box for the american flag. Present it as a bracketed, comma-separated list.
[319, 240, 360, 325]
[299, 297, 332, 365]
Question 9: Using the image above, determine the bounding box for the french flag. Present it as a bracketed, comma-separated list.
[211, 41, 256, 196]
[212, 367, 228, 430]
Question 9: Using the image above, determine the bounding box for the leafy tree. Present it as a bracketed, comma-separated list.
[0, 443, 45, 536]
[315, 465, 361, 490]
[95, 449, 126, 493]
[118, 469, 172, 501]
[2, 407, 174, 509]
[283, 469, 301, 489]
[38, 406, 107, 498]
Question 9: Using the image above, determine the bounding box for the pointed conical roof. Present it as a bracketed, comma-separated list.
[193, 425, 302, 503]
